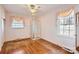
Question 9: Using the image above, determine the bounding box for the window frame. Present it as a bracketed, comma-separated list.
[57, 10, 75, 38]
[11, 19, 24, 29]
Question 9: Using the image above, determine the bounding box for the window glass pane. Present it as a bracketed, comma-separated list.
[64, 25, 69, 36]
[70, 25, 75, 37]
[12, 19, 24, 28]
[57, 10, 75, 38]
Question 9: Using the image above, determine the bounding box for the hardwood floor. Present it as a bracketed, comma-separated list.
[1, 38, 73, 54]
[35, 39, 73, 54]
[76, 47, 79, 52]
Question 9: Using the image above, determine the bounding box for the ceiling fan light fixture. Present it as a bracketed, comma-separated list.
[27, 4, 40, 15]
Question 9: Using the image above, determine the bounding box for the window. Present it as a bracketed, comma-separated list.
[12, 19, 24, 28]
[57, 10, 75, 38]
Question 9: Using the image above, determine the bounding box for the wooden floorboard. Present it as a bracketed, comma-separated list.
[76, 47, 79, 52]
[1, 38, 73, 54]
[36, 39, 72, 54]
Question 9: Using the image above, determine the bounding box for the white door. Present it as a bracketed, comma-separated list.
[31, 16, 41, 39]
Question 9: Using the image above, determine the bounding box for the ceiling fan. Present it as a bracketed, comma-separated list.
[27, 4, 40, 15]
[20, 4, 40, 15]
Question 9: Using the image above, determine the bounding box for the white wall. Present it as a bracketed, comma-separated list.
[5, 12, 31, 41]
[39, 5, 77, 50]
[0, 5, 5, 19]
[39, 11, 58, 44]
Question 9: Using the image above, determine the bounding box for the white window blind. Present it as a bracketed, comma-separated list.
[57, 9, 75, 38]
[12, 19, 24, 28]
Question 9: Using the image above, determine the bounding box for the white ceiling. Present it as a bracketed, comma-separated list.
[2, 4, 77, 17]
